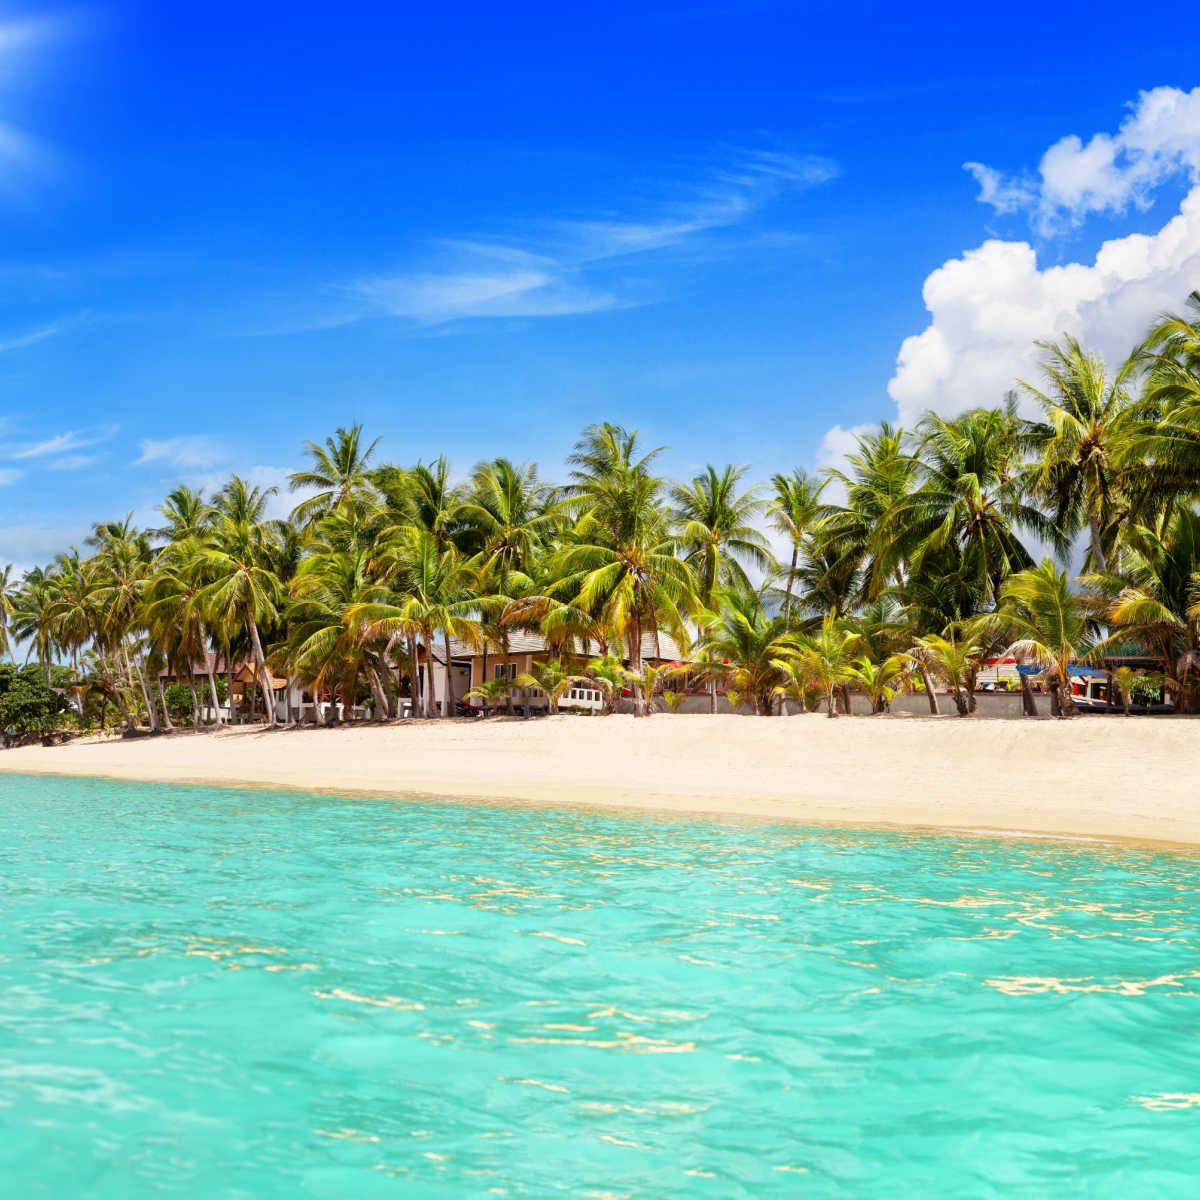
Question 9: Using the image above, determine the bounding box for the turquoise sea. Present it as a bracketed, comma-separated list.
[3, 774, 1200, 1197]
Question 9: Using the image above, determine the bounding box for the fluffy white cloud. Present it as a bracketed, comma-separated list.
[969, 86, 1200, 233]
[890, 89, 1200, 426]
[813, 423, 874, 504]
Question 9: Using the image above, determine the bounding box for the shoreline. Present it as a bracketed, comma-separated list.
[2, 714, 1199, 851]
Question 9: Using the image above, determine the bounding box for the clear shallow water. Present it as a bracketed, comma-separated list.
[3, 776, 1200, 1197]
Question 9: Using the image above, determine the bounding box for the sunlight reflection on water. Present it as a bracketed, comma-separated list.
[3, 773, 1200, 1196]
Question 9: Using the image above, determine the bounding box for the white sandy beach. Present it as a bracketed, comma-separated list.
[3, 713, 1199, 847]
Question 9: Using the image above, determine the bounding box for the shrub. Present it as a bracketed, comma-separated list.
[0, 664, 69, 747]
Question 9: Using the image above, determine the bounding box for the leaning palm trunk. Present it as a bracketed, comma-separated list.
[365, 663, 388, 721]
[918, 665, 940, 715]
[156, 676, 175, 732]
[126, 645, 159, 732]
[245, 609, 277, 728]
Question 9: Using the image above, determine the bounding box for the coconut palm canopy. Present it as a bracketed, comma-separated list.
[8, 301, 1200, 725]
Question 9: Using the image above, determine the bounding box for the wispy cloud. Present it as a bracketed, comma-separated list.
[135, 435, 230, 470]
[334, 147, 838, 329]
[0, 467, 22, 486]
[44, 452, 103, 471]
[11, 425, 117, 460]
[0, 321, 60, 353]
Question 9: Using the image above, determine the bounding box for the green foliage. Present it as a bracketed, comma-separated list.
[0, 664, 69, 747]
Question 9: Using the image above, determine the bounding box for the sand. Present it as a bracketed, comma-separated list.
[2, 713, 1198, 847]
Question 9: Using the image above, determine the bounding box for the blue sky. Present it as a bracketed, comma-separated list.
[3, 0, 1200, 567]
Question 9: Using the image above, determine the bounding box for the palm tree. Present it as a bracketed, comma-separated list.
[514, 658, 584, 715]
[464, 676, 513, 717]
[285, 545, 393, 720]
[766, 469, 826, 623]
[0, 563, 16, 659]
[554, 424, 695, 714]
[906, 632, 982, 717]
[671, 464, 770, 713]
[993, 560, 1100, 718]
[885, 407, 1055, 605]
[289, 424, 381, 527]
[1085, 506, 1200, 711]
[196, 479, 284, 727]
[351, 530, 480, 718]
[773, 609, 859, 718]
[1110, 665, 1137, 716]
[695, 587, 787, 715]
[458, 458, 560, 575]
[845, 654, 910, 714]
[816, 422, 918, 602]
[1020, 336, 1140, 572]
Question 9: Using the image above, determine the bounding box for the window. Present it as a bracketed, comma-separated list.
[493, 663, 518, 681]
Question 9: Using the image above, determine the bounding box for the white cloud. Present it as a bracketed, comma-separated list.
[892, 88, 1200, 425]
[813, 423, 874, 506]
[45, 453, 102, 471]
[0, 467, 22, 486]
[341, 148, 838, 327]
[135, 435, 230, 470]
[0, 322, 58, 353]
[11, 425, 116, 459]
[968, 86, 1200, 234]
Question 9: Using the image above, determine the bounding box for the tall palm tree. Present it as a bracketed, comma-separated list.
[352, 530, 481, 718]
[1020, 336, 1140, 572]
[0, 563, 16, 659]
[816, 422, 919, 602]
[671, 464, 770, 712]
[458, 458, 560, 576]
[197, 479, 284, 727]
[554, 424, 695, 713]
[766, 469, 826, 623]
[289, 424, 381, 527]
[885, 407, 1055, 605]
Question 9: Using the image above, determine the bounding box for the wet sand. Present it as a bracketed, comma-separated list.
[2, 713, 1198, 847]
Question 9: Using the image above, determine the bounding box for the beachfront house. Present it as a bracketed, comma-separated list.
[419, 631, 688, 716]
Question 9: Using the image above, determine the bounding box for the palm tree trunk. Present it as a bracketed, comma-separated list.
[783, 545, 797, 624]
[1019, 671, 1038, 717]
[442, 631, 456, 717]
[405, 633, 419, 717]
[365, 662, 388, 720]
[1088, 510, 1108, 573]
[199, 634, 223, 726]
[629, 613, 644, 717]
[918, 665, 940, 715]
[245, 610, 277, 728]
[156, 675, 175, 732]
[126, 644, 159, 732]
[825, 686, 836, 717]
[228, 665, 238, 725]
[422, 635, 437, 719]
[186, 669, 201, 731]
